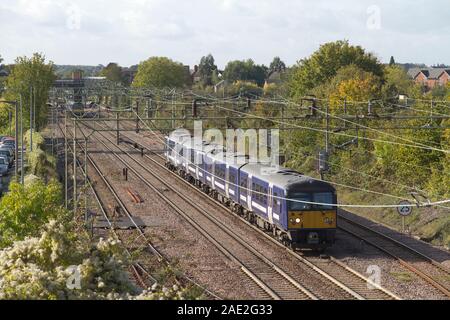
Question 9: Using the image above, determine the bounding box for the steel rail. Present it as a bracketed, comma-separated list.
[105, 120, 401, 300]
[337, 217, 450, 298]
[60, 115, 221, 300]
[88, 124, 319, 300]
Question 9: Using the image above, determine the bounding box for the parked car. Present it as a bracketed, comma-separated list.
[0, 146, 14, 160]
[1, 139, 15, 148]
[0, 156, 9, 176]
[0, 150, 12, 167]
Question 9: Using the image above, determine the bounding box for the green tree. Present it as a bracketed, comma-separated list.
[132, 57, 187, 88]
[382, 65, 412, 99]
[198, 54, 217, 86]
[389, 56, 396, 66]
[100, 63, 125, 84]
[223, 59, 268, 87]
[269, 56, 286, 74]
[0, 54, 6, 95]
[227, 80, 263, 97]
[4, 53, 56, 131]
[0, 180, 65, 248]
[289, 40, 384, 98]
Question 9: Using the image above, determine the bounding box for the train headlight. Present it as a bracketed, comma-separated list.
[295, 218, 301, 224]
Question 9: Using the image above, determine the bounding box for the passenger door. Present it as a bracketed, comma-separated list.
[247, 175, 252, 211]
[267, 184, 274, 224]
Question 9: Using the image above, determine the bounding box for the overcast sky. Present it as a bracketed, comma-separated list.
[0, 0, 449, 68]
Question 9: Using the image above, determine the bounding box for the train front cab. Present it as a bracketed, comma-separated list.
[285, 189, 337, 250]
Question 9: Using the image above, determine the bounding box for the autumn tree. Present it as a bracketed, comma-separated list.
[132, 57, 188, 88]
[289, 40, 384, 98]
[382, 65, 413, 99]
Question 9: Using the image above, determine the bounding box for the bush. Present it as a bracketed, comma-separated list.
[0, 180, 66, 248]
[0, 221, 138, 300]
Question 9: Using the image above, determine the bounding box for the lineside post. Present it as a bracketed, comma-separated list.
[136, 101, 140, 133]
[73, 118, 77, 214]
[65, 109, 68, 209]
[116, 112, 120, 145]
[84, 137, 88, 225]
[14, 99, 19, 181]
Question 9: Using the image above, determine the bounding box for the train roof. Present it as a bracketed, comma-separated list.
[168, 137, 335, 192]
[241, 163, 335, 192]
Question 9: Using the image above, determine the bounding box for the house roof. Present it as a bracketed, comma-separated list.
[408, 67, 450, 80]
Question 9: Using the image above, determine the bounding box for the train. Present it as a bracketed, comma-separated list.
[165, 131, 337, 251]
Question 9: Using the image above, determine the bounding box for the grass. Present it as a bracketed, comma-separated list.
[338, 189, 450, 248]
[390, 271, 415, 282]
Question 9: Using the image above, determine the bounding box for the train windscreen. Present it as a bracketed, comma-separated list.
[288, 192, 334, 211]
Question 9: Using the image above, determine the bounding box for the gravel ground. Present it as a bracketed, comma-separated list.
[328, 230, 448, 300]
[118, 123, 450, 300]
[68, 117, 450, 300]
[92, 127, 373, 299]
[78, 125, 263, 299]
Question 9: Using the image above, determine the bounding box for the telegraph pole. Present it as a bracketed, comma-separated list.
[73, 118, 77, 214]
[325, 102, 330, 153]
[64, 110, 68, 209]
[20, 95, 24, 185]
[14, 98, 19, 181]
[84, 137, 88, 224]
[116, 111, 120, 145]
[30, 86, 33, 152]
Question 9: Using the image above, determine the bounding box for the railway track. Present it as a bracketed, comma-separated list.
[57, 114, 220, 299]
[56, 120, 157, 289]
[85, 122, 319, 300]
[87, 118, 400, 300]
[338, 215, 450, 299]
[112, 117, 450, 300]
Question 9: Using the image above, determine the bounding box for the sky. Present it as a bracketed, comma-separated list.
[0, 0, 449, 68]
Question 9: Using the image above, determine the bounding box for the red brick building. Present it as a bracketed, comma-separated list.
[408, 68, 450, 89]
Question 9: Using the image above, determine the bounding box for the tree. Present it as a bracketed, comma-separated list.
[289, 40, 384, 98]
[0, 54, 5, 95]
[198, 54, 217, 86]
[100, 63, 125, 84]
[0, 180, 65, 248]
[269, 57, 286, 74]
[382, 65, 412, 99]
[223, 59, 268, 86]
[5, 53, 56, 131]
[389, 56, 396, 66]
[132, 57, 187, 88]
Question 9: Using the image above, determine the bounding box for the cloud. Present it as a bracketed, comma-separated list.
[0, 0, 449, 67]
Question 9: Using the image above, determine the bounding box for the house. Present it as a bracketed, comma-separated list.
[264, 69, 288, 87]
[408, 67, 450, 89]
